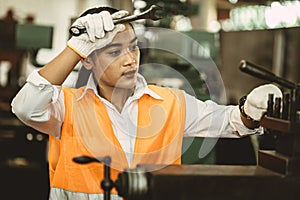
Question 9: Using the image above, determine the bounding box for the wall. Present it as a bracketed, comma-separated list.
[219, 27, 300, 103]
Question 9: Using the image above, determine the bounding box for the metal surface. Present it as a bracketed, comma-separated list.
[99, 162, 300, 200]
[135, 164, 300, 200]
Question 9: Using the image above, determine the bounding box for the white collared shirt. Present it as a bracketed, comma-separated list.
[11, 69, 262, 165]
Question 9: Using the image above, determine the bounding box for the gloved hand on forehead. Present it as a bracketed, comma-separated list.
[243, 84, 282, 121]
[67, 10, 129, 58]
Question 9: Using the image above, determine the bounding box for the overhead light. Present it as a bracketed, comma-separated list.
[228, 0, 238, 4]
[134, 0, 147, 9]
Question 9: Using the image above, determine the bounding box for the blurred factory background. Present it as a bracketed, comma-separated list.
[0, 0, 299, 199]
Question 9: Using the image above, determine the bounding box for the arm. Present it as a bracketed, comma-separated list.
[11, 10, 128, 137]
[239, 95, 260, 129]
[183, 84, 282, 138]
[11, 37, 83, 138]
[240, 113, 260, 130]
[11, 47, 81, 137]
[11, 70, 66, 137]
[39, 47, 81, 85]
[183, 92, 262, 138]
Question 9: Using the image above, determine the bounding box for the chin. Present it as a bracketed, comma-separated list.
[123, 83, 137, 90]
[119, 76, 137, 87]
[115, 81, 137, 90]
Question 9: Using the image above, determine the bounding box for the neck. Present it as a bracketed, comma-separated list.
[98, 85, 134, 113]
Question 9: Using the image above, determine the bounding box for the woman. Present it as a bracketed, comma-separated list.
[11, 6, 282, 200]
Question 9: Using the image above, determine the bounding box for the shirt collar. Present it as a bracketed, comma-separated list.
[76, 73, 163, 101]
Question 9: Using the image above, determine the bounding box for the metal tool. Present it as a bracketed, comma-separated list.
[73, 156, 113, 200]
[69, 5, 163, 36]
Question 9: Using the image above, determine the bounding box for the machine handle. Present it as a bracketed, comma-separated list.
[73, 155, 113, 200]
[239, 60, 296, 89]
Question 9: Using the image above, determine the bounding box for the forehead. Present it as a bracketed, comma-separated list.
[111, 23, 136, 44]
[87, 24, 136, 57]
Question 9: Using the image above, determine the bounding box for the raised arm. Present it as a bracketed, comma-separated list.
[11, 10, 128, 137]
[40, 10, 128, 84]
[38, 47, 81, 85]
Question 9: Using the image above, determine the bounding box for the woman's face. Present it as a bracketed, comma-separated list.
[87, 24, 140, 90]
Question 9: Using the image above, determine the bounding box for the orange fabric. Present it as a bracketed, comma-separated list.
[48, 85, 186, 194]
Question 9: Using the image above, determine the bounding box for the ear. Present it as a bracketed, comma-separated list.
[81, 57, 94, 70]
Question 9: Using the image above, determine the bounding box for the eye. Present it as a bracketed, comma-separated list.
[128, 44, 139, 52]
[107, 49, 122, 56]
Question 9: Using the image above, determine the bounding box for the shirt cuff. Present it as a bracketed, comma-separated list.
[26, 69, 62, 103]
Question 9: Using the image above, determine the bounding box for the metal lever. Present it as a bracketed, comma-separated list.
[239, 60, 296, 89]
[73, 155, 113, 200]
[239, 59, 299, 122]
[73, 155, 150, 200]
[73, 155, 102, 163]
[69, 5, 163, 36]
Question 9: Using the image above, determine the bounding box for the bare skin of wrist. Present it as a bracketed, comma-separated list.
[39, 46, 82, 85]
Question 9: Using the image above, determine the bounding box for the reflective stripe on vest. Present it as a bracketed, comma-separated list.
[49, 187, 122, 200]
[48, 85, 186, 197]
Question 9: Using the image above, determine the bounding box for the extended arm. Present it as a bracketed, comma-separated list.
[184, 93, 260, 138]
[184, 84, 282, 138]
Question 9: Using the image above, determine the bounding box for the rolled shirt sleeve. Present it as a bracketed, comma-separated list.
[183, 92, 263, 138]
[11, 69, 65, 138]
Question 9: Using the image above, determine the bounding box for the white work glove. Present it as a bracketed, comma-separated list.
[244, 84, 283, 121]
[67, 10, 129, 58]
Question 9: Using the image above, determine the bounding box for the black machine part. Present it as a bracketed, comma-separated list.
[239, 60, 297, 89]
[73, 156, 114, 200]
[239, 60, 299, 122]
[73, 155, 300, 200]
[115, 168, 150, 200]
[73, 155, 150, 200]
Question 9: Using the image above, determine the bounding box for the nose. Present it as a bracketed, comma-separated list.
[123, 48, 136, 66]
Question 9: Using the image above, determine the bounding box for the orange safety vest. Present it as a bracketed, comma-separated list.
[48, 85, 186, 195]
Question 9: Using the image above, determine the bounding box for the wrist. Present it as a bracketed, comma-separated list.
[67, 37, 93, 59]
[239, 96, 260, 129]
[67, 43, 87, 59]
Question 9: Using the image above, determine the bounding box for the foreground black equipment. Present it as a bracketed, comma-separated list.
[73, 155, 300, 200]
[73, 155, 149, 200]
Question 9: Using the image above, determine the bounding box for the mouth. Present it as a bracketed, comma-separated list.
[122, 68, 137, 78]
